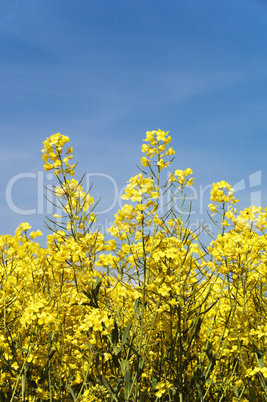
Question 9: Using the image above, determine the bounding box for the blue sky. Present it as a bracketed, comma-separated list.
[1, 0, 267, 245]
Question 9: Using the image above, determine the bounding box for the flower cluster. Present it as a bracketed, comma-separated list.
[168, 167, 194, 187]
[141, 129, 175, 170]
[209, 180, 238, 205]
[41, 132, 75, 176]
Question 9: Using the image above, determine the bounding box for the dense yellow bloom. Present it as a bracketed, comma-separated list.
[1, 129, 266, 400]
[41, 133, 76, 176]
[210, 180, 239, 204]
[141, 130, 175, 173]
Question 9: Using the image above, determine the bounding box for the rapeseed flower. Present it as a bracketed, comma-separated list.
[0, 129, 266, 400]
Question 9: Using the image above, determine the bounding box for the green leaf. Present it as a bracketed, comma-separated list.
[118, 321, 132, 353]
[82, 278, 102, 308]
[204, 341, 216, 381]
[256, 350, 264, 368]
[96, 374, 119, 401]
[206, 341, 216, 363]
[232, 383, 238, 397]
[137, 358, 145, 381]
[193, 316, 202, 339]
[92, 278, 102, 302]
[48, 350, 56, 360]
[67, 384, 76, 401]
[120, 359, 126, 374]
[124, 363, 132, 400]
[112, 320, 119, 347]
[16, 344, 28, 353]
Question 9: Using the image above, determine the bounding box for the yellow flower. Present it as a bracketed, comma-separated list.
[157, 158, 165, 170]
[141, 156, 150, 167]
[158, 144, 166, 152]
[168, 173, 177, 183]
[186, 177, 194, 187]
[141, 143, 150, 153]
[184, 168, 193, 176]
[156, 129, 167, 141]
[165, 147, 175, 155]
[16, 222, 32, 232]
[145, 130, 155, 142]
[29, 230, 43, 239]
[43, 162, 54, 171]
[174, 169, 185, 184]
[209, 203, 218, 213]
